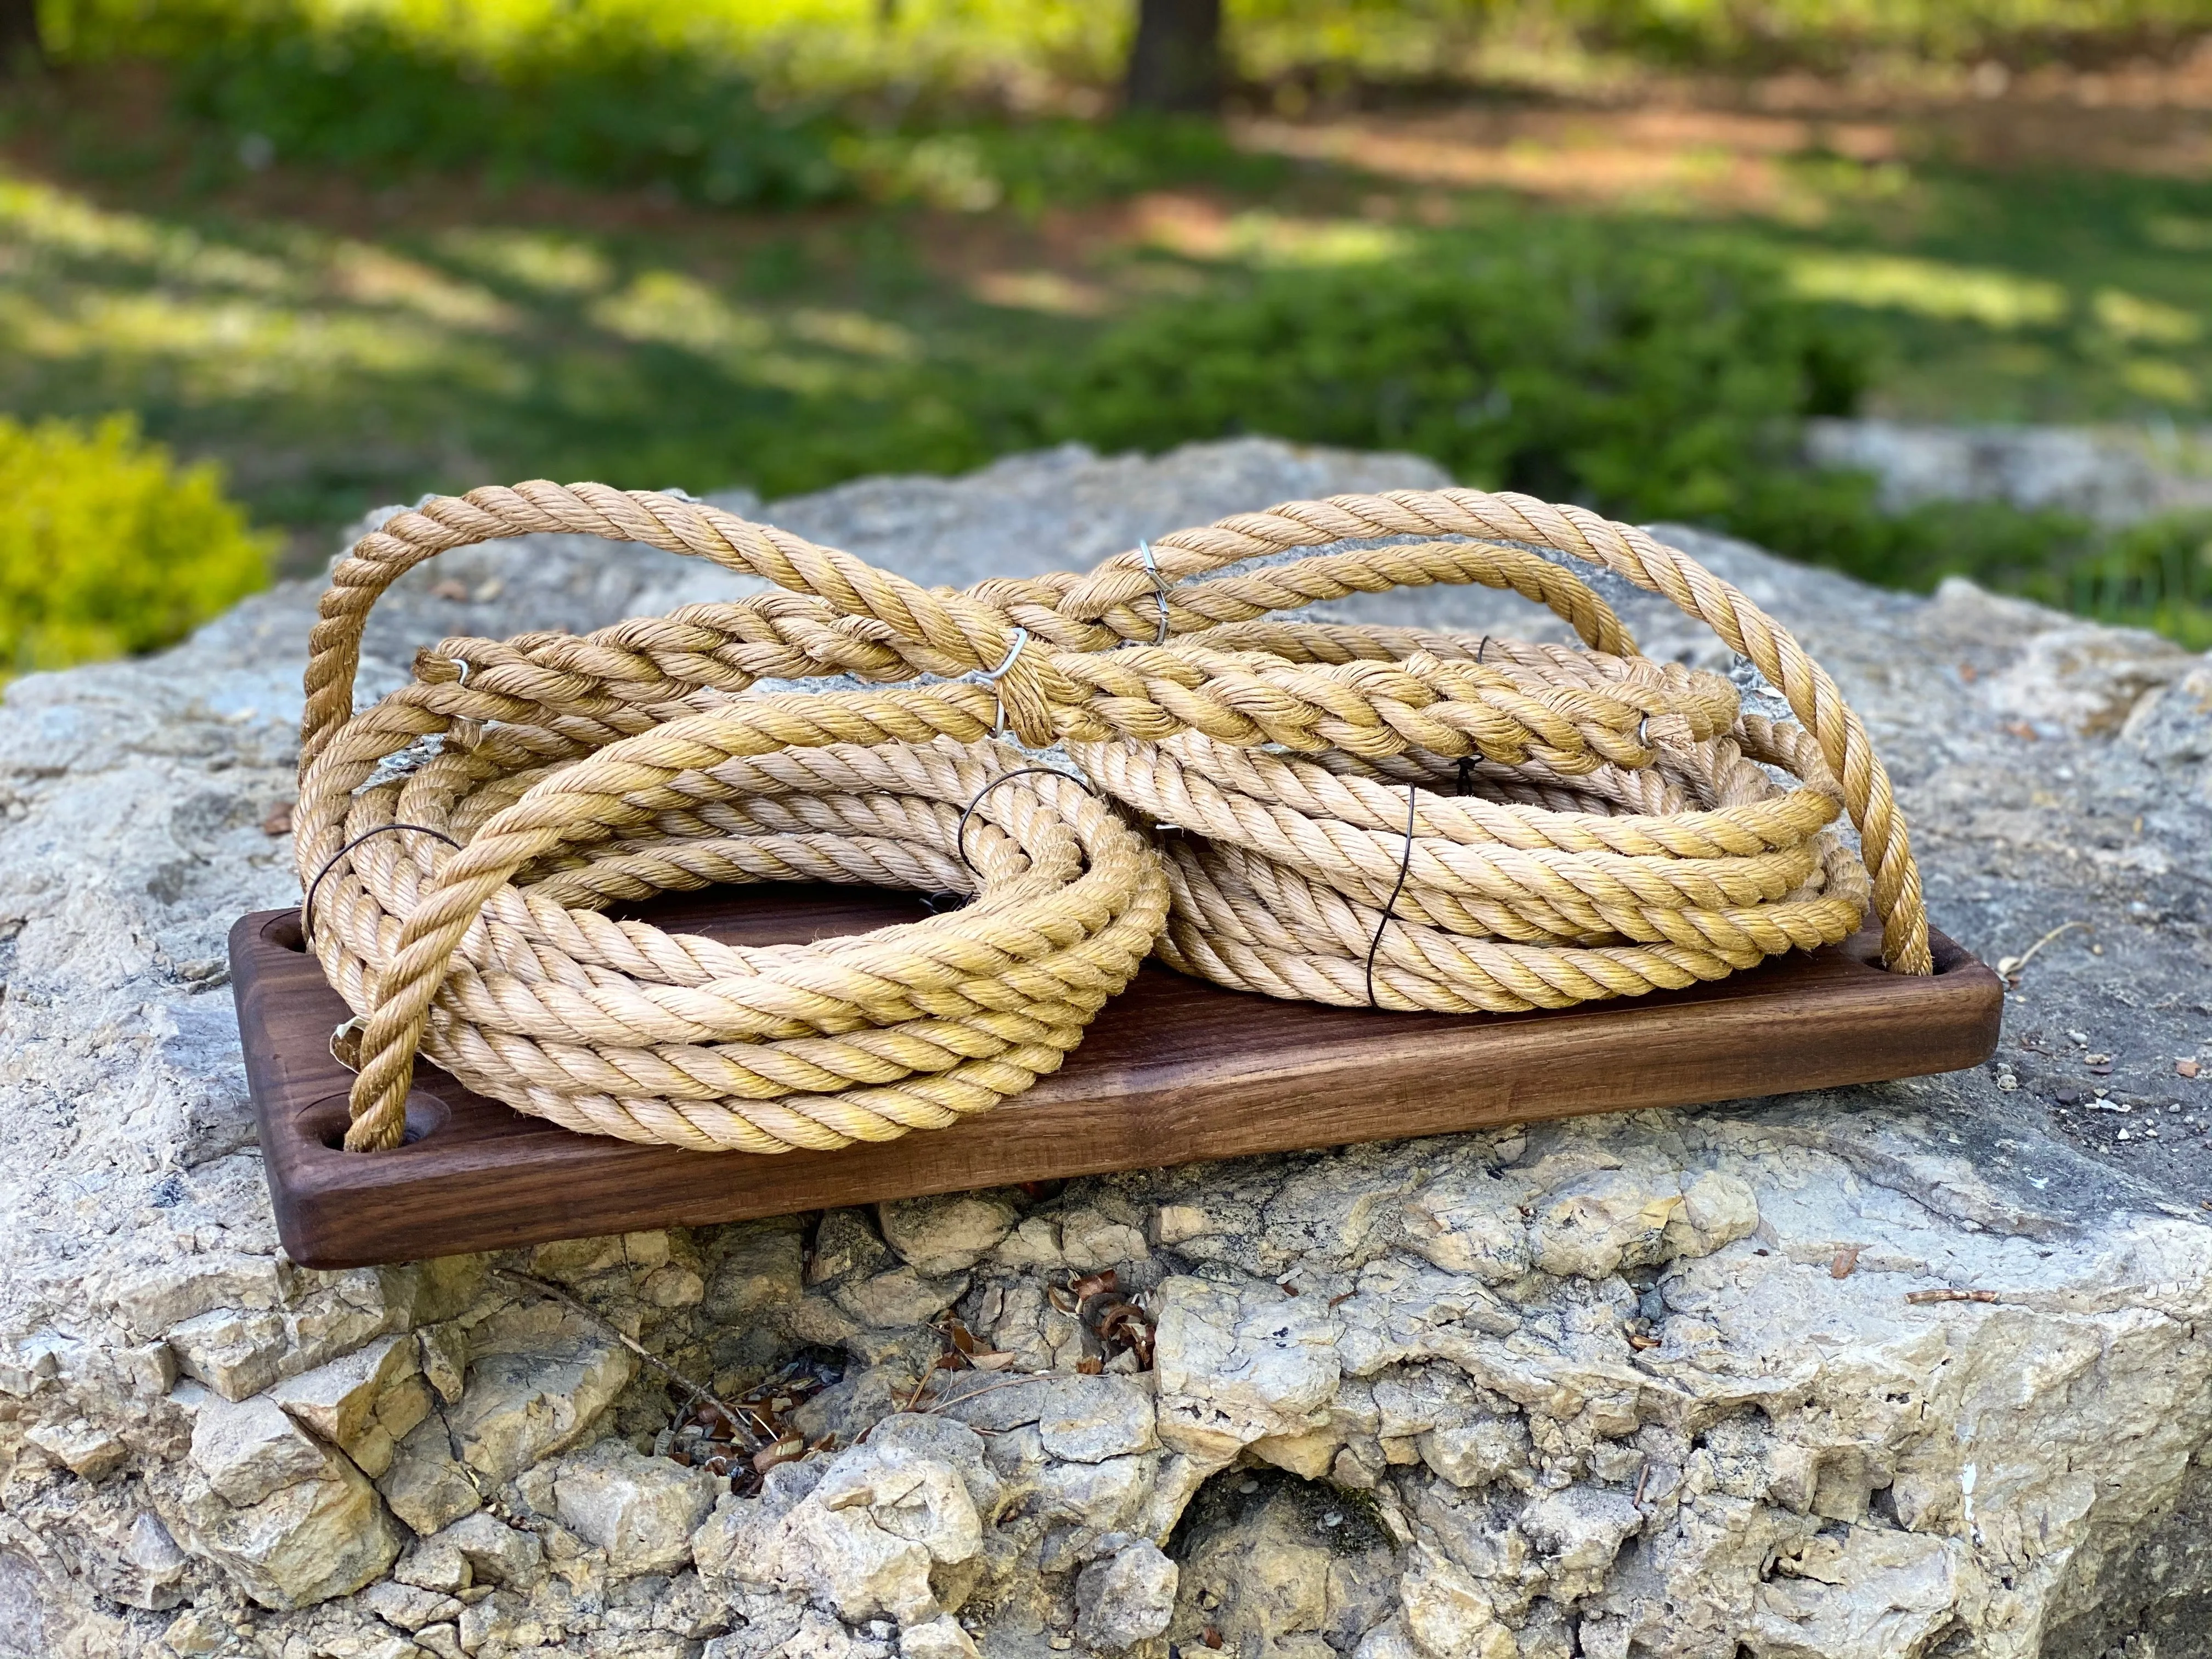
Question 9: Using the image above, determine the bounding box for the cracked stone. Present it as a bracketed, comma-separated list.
[552, 1438, 719, 1575]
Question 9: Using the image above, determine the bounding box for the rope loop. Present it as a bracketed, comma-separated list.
[295, 479, 1927, 1154]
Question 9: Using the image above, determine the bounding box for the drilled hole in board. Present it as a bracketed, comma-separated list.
[262, 911, 307, 952]
[300, 1092, 449, 1153]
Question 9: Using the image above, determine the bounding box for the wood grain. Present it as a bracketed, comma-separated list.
[229, 885, 2002, 1268]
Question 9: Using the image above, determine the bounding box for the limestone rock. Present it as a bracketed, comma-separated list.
[1166, 1474, 1398, 1656]
[1417, 1415, 1532, 1491]
[1075, 1536, 1178, 1652]
[807, 1210, 894, 1287]
[697, 1441, 983, 1626]
[8, 438, 2212, 1656]
[168, 1395, 401, 1608]
[898, 1614, 980, 1658]
[269, 1332, 427, 1477]
[446, 1304, 636, 1483]
[166, 1306, 289, 1402]
[1057, 1206, 1150, 1273]
[1036, 1374, 1158, 1464]
[376, 1417, 482, 1537]
[791, 1443, 981, 1623]
[1982, 619, 2194, 737]
[428, 1511, 544, 1588]
[1400, 1543, 1512, 1659]
[1153, 1275, 1341, 1460]
[186, 1392, 335, 1508]
[7, 1476, 193, 1612]
[552, 1438, 719, 1575]
[877, 1194, 1019, 1278]
[834, 1266, 968, 1331]
[23, 1415, 127, 1480]
[392, 1533, 470, 1594]
[269, 1333, 416, 1441]
[362, 1577, 467, 1631]
[1752, 1527, 1976, 1659]
[1802, 416, 2212, 524]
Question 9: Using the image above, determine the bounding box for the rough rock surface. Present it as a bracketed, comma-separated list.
[1806, 417, 2212, 524]
[3, 437, 2210, 1658]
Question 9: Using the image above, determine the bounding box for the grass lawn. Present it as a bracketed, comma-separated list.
[3, 60, 2210, 575]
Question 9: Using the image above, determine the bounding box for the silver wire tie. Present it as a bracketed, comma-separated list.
[1137, 539, 1172, 646]
[978, 628, 1031, 737]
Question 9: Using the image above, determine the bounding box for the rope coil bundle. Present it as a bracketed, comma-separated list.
[296, 482, 1926, 1155]
[1071, 590, 1871, 1013]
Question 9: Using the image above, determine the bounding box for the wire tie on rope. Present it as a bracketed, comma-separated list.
[1456, 758, 1475, 797]
[957, 766, 1096, 878]
[979, 628, 1030, 737]
[330, 1017, 365, 1073]
[1137, 539, 1172, 646]
[1364, 784, 1420, 1012]
[1475, 635, 1490, 664]
[303, 822, 462, 946]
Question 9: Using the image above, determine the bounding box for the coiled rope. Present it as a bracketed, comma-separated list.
[296, 482, 1926, 1154]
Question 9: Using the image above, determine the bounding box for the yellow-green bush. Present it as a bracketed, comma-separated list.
[0, 415, 274, 675]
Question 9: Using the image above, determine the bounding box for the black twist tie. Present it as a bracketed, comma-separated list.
[1364, 783, 1419, 1012]
[957, 767, 1096, 878]
[304, 823, 462, 945]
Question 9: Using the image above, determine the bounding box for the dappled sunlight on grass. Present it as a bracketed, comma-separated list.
[1231, 111, 1873, 220]
[433, 227, 616, 294]
[3, 35, 2210, 591]
[0, 161, 1035, 543]
[2121, 359, 2203, 404]
[968, 268, 1111, 316]
[1127, 198, 1412, 267]
[586, 272, 919, 395]
[2093, 287, 2203, 347]
[0, 285, 483, 393]
[0, 175, 294, 291]
[1787, 252, 2069, 329]
[326, 243, 518, 330]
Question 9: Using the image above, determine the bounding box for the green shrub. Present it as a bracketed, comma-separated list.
[0, 414, 274, 674]
[2032, 509, 2212, 647]
[1044, 233, 1872, 531]
[172, 15, 846, 206]
[1040, 239, 2211, 644]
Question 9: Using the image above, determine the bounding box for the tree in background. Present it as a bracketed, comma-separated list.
[1126, 0, 1222, 112]
[0, 0, 40, 71]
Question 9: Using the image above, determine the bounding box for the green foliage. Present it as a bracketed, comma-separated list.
[1040, 240, 2209, 644]
[0, 414, 274, 674]
[167, 11, 845, 206]
[838, 118, 1289, 216]
[1555, 0, 2212, 69]
[1044, 235, 1872, 529]
[2037, 509, 2212, 646]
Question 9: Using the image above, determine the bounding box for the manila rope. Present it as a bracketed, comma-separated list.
[295, 484, 1925, 1154]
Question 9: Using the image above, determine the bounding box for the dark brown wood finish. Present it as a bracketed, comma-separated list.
[230, 887, 2003, 1268]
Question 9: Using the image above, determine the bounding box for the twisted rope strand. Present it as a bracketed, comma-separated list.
[296, 479, 1925, 1155]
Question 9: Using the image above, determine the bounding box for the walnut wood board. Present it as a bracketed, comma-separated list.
[230, 888, 2002, 1269]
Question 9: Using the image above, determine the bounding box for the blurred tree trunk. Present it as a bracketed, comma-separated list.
[1125, 0, 1222, 114]
[0, 0, 40, 71]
